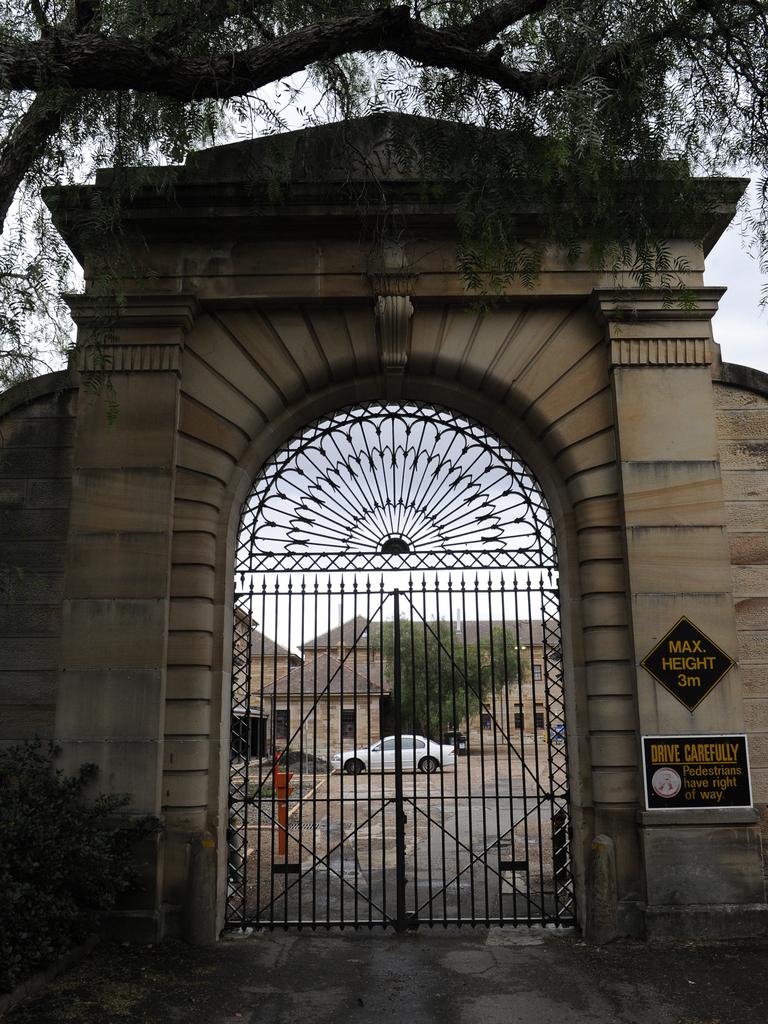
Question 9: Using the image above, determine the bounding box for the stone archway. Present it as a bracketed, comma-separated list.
[201, 338, 607, 936]
[0, 113, 763, 943]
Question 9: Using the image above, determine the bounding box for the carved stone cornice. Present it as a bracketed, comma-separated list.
[66, 293, 198, 375]
[76, 343, 183, 373]
[592, 287, 724, 367]
[65, 292, 199, 331]
[369, 273, 417, 372]
[609, 337, 710, 367]
[592, 287, 725, 324]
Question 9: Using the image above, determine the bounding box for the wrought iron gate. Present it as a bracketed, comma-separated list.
[228, 403, 574, 930]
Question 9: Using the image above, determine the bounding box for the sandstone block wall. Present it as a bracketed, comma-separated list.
[715, 368, 768, 877]
[0, 371, 76, 744]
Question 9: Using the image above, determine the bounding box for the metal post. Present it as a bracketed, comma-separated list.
[393, 589, 407, 931]
[275, 755, 293, 857]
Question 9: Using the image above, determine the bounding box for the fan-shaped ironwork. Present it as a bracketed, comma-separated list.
[236, 402, 556, 574]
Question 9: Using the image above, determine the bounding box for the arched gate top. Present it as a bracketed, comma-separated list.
[236, 401, 557, 575]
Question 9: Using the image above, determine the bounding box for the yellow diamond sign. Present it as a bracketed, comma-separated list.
[640, 617, 735, 712]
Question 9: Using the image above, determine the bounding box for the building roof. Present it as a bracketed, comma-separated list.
[304, 616, 380, 651]
[267, 653, 388, 696]
[305, 616, 545, 651]
[250, 629, 300, 661]
[452, 619, 545, 648]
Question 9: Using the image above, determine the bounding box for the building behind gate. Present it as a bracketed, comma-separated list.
[1, 114, 767, 942]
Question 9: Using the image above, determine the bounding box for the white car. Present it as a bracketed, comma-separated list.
[332, 735, 456, 774]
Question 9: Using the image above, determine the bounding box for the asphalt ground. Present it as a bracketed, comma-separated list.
[245, 749, 559, 927]
[6, 926, 768, 1024]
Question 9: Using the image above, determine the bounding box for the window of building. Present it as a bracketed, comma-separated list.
[514, 711, 524, 730]
[480, 713, 492, 731]
[532, 664, 543, 682]
[274, 709, 289, 739]
[535, 710, 545, 730]
[341, 709, 356, 740]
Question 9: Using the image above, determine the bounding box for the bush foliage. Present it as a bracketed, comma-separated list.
[0, 742, 155, 992]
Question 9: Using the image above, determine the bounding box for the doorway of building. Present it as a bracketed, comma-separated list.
[228, 402, 573, 930]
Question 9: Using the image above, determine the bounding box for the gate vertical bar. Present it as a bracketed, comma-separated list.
[392, 589, 407, 931]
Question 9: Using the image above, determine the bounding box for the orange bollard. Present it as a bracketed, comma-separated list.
[274, 755, 294, 857]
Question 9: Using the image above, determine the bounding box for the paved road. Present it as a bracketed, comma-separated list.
[7, 927, 768, 1024]
[246, 751, 564, 926]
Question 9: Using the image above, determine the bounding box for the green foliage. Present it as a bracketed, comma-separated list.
[382, 619, 530, 738]
[247, 781, 274, 800]
[0, 742, 157, 993]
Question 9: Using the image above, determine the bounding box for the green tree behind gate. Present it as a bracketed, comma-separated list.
[382, 620, 531, 740]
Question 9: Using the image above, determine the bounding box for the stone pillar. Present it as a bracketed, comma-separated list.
[55, 294, 198, 940]
[594, 288, 767, 940]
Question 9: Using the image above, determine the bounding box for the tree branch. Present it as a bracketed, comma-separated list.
[0, 0, 765, 245]
[4, 3, 759, 109]
[0, 9, 545, 100]
[578, 1, 746, 81]
[28, 0, 51, 33]
[0, 91, 70, 233]
[73, 0, 102, 32]
[462, 0, 550, 46]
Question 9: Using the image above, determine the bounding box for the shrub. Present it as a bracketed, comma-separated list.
[0, 742, 156, 992]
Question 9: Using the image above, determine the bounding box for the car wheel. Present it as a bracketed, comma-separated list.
[344, 758, 366, 774]
[419, 756, 439, 774]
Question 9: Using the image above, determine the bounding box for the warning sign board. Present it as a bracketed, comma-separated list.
[640, 616, 735, 712]
[642, 735, 752, 809]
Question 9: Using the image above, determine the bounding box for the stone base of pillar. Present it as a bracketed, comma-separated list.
[640, 815, 767, 941]
[617, 900, 646, 939]
[645, 903, 768, 943]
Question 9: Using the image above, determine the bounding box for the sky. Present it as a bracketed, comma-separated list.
[704, 197, 767, 373]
